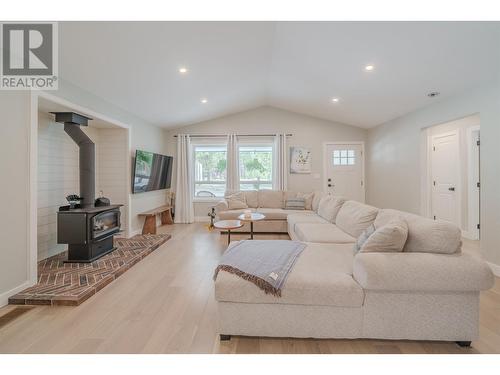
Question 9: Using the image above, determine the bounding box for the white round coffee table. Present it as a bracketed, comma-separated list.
[214, 220, 244, 245]
[238, 213, 266, 240]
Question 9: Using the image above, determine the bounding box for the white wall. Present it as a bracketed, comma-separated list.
[165, 106, 367, 218]
[366, 82, 500, 267]
[0, 91, 31, 305]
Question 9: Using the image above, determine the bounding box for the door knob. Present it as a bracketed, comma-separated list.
[328, 184, 332, 187]
[448, 187, 455, 191]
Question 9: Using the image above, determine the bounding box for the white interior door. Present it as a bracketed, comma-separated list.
[431, 132, 460, 225]
[324, 143, 364, 202]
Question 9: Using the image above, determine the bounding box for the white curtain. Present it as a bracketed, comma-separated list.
[226, 134, 239, 192]
[274, 133, 288, 190]
[174, 134, 194, 223]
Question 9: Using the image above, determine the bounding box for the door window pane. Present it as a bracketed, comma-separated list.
[333, 149, 356, 166]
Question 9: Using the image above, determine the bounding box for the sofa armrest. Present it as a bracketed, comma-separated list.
[353, 252, 494, 292]
[214, 200, 229, 215]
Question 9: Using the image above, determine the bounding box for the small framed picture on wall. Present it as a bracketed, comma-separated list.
[290, 146, 311, 174]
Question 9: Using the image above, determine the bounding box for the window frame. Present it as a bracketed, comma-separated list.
[192, 141, 228, 201]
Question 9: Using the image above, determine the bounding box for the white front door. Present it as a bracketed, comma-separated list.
[324, 143, 364, 202]
[431, 132, 460, 225]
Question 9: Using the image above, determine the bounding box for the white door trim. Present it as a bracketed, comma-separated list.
[29, 91, 132, 286]
[466, 125, 480, 240]
[428, 130, 462, 226]
[322, 141, 365, 201]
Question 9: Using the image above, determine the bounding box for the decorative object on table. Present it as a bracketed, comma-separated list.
[214, 220, 244, 245]
[238, 212, 266, 240]
[290, 146, 312, 174]
[94, 190, 110, 207]
[243, 209, 252, 219]
[206, 207, 217, 231]
[65, 194, 83, 209]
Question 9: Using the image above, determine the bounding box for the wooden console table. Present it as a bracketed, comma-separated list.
[138, 205, 173, 234]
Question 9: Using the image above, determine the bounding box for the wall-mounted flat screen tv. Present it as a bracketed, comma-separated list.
[132, 150, 173, 193]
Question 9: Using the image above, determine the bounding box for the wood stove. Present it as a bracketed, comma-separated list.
[57, 205, 122, 263]
[52, 111, 123, 263]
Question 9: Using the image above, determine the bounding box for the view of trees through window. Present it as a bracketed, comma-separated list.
[194, 145, 227, 197]
[239, 145, 273, 190]
[193, 144, 274, 197]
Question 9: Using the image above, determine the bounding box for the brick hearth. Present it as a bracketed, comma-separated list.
[9, 234, 171, 306]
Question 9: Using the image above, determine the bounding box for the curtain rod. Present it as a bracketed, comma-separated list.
[173, 133, 292, 138]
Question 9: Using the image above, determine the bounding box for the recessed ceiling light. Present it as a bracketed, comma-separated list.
[427, 91, 440, 98]
[331, 98, 340, 103]
[201, 98, 208, 104]
[364, 65, 375, 71]
[179, 67, 188, 74]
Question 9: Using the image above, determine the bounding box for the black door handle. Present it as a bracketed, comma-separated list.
[328, 184, 332, 187]
[448, 187, 455, 191]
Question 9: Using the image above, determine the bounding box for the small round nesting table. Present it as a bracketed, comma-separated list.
[214, 220, 244, 245]
[238, 213, 266, 240]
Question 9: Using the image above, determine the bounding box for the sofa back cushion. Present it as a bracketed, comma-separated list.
[258, 190, 284, 208]
[312, 191, 325, 212]
[296, 192, 314, 210]
[244, 190, 259, 208]
[336, 201, 379, 238]
[317, 195, 346, 223]
[374, 209, 461, 254]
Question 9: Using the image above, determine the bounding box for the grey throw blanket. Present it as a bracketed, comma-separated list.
[213, 240, 306, 297]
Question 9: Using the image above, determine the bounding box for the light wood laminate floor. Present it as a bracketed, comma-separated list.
[0, 223, 499, 354]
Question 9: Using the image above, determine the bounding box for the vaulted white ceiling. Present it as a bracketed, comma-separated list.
[59, 21, 500, 129]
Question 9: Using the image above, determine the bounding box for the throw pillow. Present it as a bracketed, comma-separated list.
[354, 224, 376, 252]
[285, 198, 306, 210]
[296, 192, 314, 210]
[356, 218, 409, 253]
[226, 192, 248, 210]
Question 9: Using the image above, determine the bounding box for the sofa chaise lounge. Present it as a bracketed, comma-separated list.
[214, 190, 495, 345]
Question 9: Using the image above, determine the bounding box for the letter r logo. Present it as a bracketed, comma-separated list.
[2, 23, 53, 76]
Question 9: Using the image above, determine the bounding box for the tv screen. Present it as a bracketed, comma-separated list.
[132, 150, 173, 193]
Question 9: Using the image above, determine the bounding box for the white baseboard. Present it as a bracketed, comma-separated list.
[195, 216, 210, 223]
[487, 262, 500, 277]
[0, 280, 33, 307]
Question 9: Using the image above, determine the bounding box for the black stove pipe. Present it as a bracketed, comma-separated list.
[63, 123, 95, 207]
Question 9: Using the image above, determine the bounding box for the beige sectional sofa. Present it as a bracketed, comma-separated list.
[215, 190, 316, 233]
[214, 190, 495, 345]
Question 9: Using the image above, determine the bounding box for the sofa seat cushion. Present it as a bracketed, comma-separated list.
[215, 242, 364, 307]
[218, 208, 256, 220]
[295, 223, 356, 243]
[336, 201, 379, 238]
[287, 212, 329, 231]
[256, 208, 314, 221]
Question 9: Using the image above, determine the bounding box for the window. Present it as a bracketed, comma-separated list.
[193, 145, 227, 198]
[333, 149, 355, 166]
[239, 145, 273, 190]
